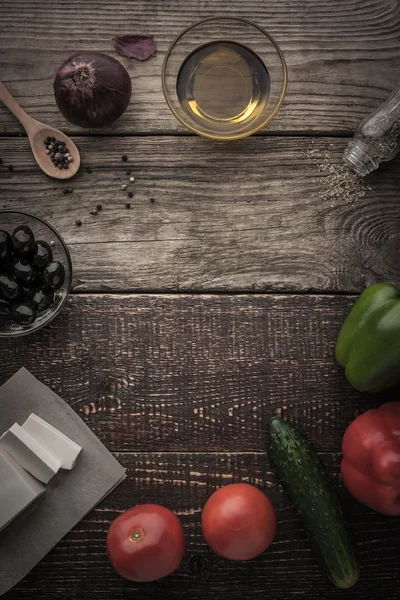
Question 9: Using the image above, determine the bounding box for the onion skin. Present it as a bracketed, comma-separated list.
[54, 51, 132, 128]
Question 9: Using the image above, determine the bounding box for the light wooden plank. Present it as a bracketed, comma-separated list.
[1, 136, 399, 292]
[4, 452, 400, 599]
[0, 0, 399, 134]
[0, 294, 395, 453]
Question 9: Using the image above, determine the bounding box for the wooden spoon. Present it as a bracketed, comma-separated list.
[0, 82, 80, 179]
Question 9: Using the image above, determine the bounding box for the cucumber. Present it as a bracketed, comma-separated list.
[268, 417, 359, 589]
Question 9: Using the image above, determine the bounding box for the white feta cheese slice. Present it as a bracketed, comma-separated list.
[0, 447, 45, 532]
[0, 424, 61, 484]
[22, 414, 82, 470]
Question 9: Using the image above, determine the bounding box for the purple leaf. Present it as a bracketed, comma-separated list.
[112, 35, 157, 61]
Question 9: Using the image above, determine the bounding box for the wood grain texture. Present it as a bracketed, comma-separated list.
[0, 294, 397, 453]
[3, 452, 400, 600]
[1, 136, 400, 293]
[0, 0, 399, 135]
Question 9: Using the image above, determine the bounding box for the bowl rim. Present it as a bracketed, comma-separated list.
[161, 15, 288, 141]
[0, 209, 72, 338]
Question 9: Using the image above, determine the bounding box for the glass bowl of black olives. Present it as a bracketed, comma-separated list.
[0, 210, 72, 337]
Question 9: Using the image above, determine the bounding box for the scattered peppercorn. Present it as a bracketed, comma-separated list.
[125, 169, 131, 175]
[8, 165, 13, 171]
[150, 197, 155, 203]
[127, 191, 133, 198]
[86, 167, 92, 174]
[125, 202, 131, 209]
[75, 219, 82, 227]
[63, 187, 73, 194]
[90, 208, 98, 215]
[96, 203, 102, 210]
[122, 155, 128, 162]
[129, 177, 135, 183]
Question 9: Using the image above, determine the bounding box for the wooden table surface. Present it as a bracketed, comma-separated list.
[1, 1, 400, 598]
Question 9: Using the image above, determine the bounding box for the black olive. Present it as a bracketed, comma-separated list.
[31, 287, 54, 312]
[0, 260, 13, 275]
[12, 225, 35, 256]
[10, 303, 36, 326]
[0, 273, 21, 301]
[32, 241, 53, 271]
[0, 298, 10, 316]
[41, 261, 65, 290]
[22, 286, 35, 302]
[0, 230, 12, 262]
[13, 258, 37, 285]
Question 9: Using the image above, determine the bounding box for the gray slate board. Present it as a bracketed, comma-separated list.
[0, 368, 126, 596]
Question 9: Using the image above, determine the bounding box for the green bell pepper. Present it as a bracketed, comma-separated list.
[336, 283, 400, 392]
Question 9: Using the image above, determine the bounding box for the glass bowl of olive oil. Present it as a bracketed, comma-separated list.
[162, 16, 287, 141]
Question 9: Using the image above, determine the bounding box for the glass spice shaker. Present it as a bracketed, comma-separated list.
[343, 87, 400, 176]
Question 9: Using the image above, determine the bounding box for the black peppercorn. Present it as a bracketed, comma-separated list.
[96, 203, 102, 210]
[125, 202, 131, 209]
[122, 155, 128, 162]
[8, 165, 13, 171]
[150, 197, 155, 203]
[75, 219, 82, 227]
[127, 191, 133, 198]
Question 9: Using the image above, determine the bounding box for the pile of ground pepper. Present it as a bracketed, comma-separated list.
[304, 143, 373, 207]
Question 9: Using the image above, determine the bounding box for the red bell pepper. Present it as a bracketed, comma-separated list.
[341, 402, 400, 516]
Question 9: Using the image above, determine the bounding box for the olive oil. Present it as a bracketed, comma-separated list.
[176, 41, 271, 135]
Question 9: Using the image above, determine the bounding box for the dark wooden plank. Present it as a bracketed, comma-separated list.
[4, 452, 400, 600]
[0, 294, 395, 453]
[1, 136, 400, 293]
[0, 1, 399, 135]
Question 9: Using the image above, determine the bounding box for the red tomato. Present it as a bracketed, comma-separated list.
[201, 483, 276, 560]
[106, 504, 185, 582]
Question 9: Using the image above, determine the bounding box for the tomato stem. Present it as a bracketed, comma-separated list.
[130, 528, 144, 543]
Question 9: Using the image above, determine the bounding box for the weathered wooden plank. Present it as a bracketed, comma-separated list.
[1, 136, 399, 293]
[0, 294, 394, 453]
[4, 452, 400, 600]
[0, 0, 399, 135]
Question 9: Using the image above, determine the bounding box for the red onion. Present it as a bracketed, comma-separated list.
[54, 52, 132, 128]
